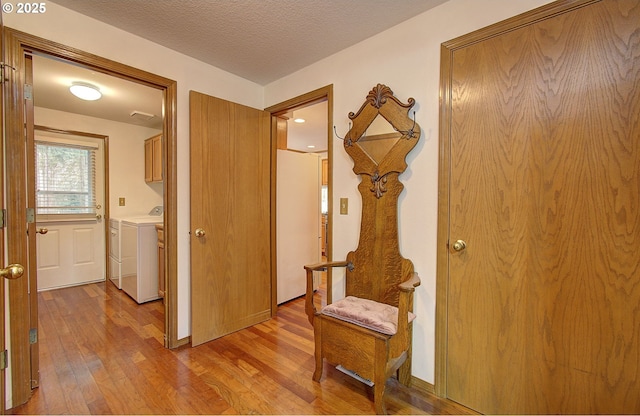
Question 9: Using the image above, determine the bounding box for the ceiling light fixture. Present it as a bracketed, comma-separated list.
[294, 118, 305, 123]
[69, 82, 102, 101]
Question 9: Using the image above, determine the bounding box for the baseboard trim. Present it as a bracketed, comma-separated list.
[410, 376, 435, 394]
[173, 336, 191, 348]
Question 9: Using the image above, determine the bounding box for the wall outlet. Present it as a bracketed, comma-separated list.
[119, 197, 125, 206]
[340, 198, 348, 215]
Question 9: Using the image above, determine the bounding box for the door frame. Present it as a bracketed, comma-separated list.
[434, 0, 598, 398]
[0, 7, 7, 413]
[33, 125, 109, 292]
[265, 85, 334, 312]
[3, 27, 179, 407]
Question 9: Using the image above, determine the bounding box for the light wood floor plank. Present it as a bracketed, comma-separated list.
[9, 281, 475, 415]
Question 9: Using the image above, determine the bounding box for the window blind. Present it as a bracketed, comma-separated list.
[36, 140, 97, 216]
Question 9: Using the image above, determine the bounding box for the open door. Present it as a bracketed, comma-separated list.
[265, 85, 333, 311]
[0, 9, 6, 412]
[189, 91, 272, 346]
[24, 53, 39, 393]
[2, 20, 33, 411]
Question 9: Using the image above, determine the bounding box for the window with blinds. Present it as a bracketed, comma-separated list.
[36, 140, 97, 217]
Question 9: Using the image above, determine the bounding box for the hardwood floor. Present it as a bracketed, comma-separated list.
[9, 281, 474, 415]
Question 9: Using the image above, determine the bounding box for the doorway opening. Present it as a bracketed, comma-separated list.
[31, 52, 164, 299]
[3, 28, 178, 408]
[266, 85, 333, 310]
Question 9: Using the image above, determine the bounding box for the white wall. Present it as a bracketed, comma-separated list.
[6, 0, 556, 384]
[5, 2, 264, 339]
[35, 107, 163, 217]
[264, 0, 553, 383]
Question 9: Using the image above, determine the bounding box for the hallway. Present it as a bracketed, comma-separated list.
[10, 282, 472, 414]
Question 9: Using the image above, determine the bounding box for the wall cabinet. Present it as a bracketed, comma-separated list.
[145, 134, 163, 182]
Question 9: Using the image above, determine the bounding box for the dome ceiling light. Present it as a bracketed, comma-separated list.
[69, 82, 102, 101]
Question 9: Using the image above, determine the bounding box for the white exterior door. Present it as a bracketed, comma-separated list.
[35, 131, 106, 291]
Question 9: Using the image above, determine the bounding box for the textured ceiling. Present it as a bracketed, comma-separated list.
[50, 0, 447, 85]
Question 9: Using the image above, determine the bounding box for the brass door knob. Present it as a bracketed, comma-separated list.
[36, 228, 48, 234]
[452, 239, 467, 252]
[0, 264, 24, 280]
[194, 228, 206, 237]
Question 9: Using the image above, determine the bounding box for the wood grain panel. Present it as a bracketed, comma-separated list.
[527, 2, 640, 412]
[448, 22, 533, 412]
[0, 12, 6, 412]
[189, 91, 271, 346]
[444, 0, 640, 413]
[320, 318, 378, 380]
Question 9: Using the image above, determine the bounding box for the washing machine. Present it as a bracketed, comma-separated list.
[120, 215, 163, 303]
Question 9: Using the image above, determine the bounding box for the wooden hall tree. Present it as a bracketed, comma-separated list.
[305, 84, 421, 414]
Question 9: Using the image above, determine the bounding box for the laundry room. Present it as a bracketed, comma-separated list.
[31, 53, 164, 302]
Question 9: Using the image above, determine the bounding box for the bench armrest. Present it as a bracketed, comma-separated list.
[304, 260, 349, 325]
[396, 273, 421, 350]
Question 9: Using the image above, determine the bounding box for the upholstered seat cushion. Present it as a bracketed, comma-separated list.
[320, 296, 416, 335]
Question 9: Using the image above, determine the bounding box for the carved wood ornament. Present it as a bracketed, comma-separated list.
[342, 84, 420, 200]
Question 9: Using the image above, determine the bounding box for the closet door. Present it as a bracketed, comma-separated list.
[441, 1, 640, 413]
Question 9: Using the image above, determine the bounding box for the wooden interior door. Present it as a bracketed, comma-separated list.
[189, 91, 271, 346]
[24, 52, 39, 393]
[0, 13, 6, 413]
[441, 0, 640, 414]
[2, 30, 35, 408]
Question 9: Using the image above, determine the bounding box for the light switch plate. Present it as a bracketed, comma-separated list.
[119, 197, 125, 206]
[340, 198, 348, 215]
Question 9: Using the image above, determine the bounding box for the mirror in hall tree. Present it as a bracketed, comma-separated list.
[355, 115, 402, 166]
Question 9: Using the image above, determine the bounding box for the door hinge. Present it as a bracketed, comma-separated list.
[26, 207, 35, 223]
[24, 84, 33, 100]
[0, 350, 7, 370]
[0, 62, 16, 84]
[0, 208, 6, 228]
[29, 328, 38, 345]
